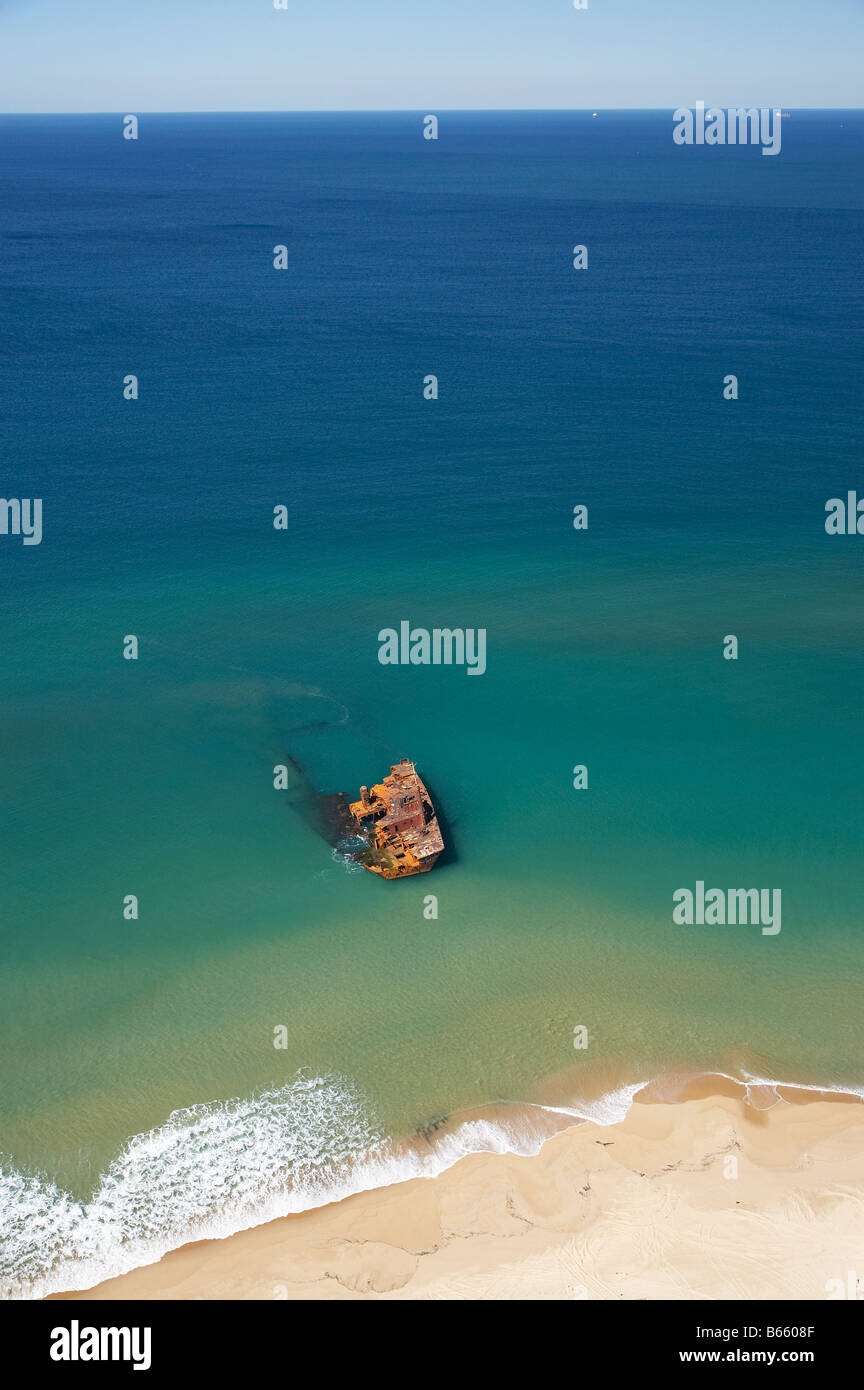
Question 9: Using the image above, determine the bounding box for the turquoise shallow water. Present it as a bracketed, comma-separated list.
[0, 111, 862, 1295]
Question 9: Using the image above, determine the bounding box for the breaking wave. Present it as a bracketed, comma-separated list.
[1, 1067, 861, 1300]
[0, 1072, 386, 1300]
[0, 1070, 639, 1300]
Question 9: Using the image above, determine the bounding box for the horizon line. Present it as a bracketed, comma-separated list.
[0, 106, 861, 117]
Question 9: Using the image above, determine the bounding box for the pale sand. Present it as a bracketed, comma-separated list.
[54, 1082, 864, 1301]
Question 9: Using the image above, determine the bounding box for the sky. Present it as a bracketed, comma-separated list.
[0, 0, 861, 113]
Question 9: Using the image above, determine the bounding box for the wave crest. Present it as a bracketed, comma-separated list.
[0, 1072, 386, 1300]
[3, 1066, 861, 1300]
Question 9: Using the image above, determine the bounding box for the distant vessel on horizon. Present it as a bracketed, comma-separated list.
[348, 759, 443, 878]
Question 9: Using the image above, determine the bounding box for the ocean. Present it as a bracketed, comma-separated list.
[0, 109, 862, 1297]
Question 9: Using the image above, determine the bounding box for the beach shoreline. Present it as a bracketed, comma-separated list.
[49, 1076, 864, 1302]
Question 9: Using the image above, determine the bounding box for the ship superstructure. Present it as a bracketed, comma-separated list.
[348, 759, 443, 878]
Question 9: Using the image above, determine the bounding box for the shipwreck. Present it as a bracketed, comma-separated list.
[347, 759, 444, 879]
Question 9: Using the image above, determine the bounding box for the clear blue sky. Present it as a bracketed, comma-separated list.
[0, 0, 861, 112]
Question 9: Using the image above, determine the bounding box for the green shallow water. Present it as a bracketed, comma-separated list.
[2, 539, 862, 1201]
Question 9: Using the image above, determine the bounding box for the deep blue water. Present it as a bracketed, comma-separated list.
[1, 110, 862, 572]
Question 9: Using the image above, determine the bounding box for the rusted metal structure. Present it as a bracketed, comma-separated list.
[348, 759, 443, 878]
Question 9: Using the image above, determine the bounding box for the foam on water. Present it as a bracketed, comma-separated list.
[332, 838, 368, 873]
[2, 1068, 861, 1299]
[0, 1072, 387, 1300]
[0, 1069, 643, 1298]
[736, 1068, 864, 1108]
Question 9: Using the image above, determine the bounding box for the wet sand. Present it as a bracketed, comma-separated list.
[54, 1083, 864, 1301]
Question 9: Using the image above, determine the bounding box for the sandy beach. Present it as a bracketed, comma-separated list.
[54, 1080, 864, 1301]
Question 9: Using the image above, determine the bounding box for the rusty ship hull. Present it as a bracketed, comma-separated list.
[348, 759, 444, 879]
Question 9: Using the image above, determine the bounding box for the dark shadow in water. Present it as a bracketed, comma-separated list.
[420, 773, 458, 870]
[279, 753, 353, 847]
